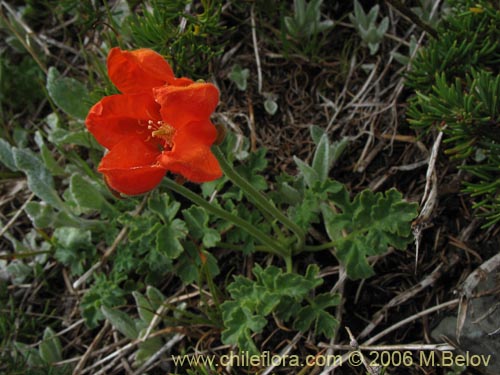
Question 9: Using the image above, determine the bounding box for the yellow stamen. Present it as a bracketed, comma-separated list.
[151, 122, 175, 146]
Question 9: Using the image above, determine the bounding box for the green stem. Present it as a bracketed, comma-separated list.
[213, 146, 306, 252]
[250, 196, 287, 240]
[163, 178, 288, 258]
[217, 242, 268, 252]
[201, 259, 222, 312]
[0, 250, 52, 260]
[301, 241, 336, 253]
[284, 255, 293, 273]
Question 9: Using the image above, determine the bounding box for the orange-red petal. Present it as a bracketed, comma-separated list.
[98, 136, 166, 195]
[153, 82, 219, 130]
[169, 77, 195, 87]
[107, 48, 175, 94]
[85, 94, 161, 149]
[158, 120, 222, 182]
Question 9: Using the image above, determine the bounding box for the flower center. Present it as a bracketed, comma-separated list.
[147, 120, 175, 147]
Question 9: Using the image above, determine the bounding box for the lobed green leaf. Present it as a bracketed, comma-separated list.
[323, 188, 418, 279]
[293, 293, 340, 337]
[221, 265, 323, 354]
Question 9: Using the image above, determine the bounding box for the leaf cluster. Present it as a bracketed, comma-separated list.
[123, 0, 227, 78]
[284, 0, 334, 41]
[102, 285, 185, 367]
[406, 1, 500, 92]
[115, 192, 220, 287]
[406, 0, 500, 226]
[275, 126, 417, 279]
[322, 188, 418, 279]
[13, 327, 71, 374]
[349, 0, 389, 55]
[221, 264, 339, 355]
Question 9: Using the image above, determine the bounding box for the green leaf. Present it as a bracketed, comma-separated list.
[101, 305, 139, 339]
[53, 227, 94, 275]
[146, 286, 166, 312]
[338, 238, 375, 278]
[293, 156, 319, 188]
[312, 133, 330, 183]
[292, 188, 321, 228]
[135, 336, 164, 366]
[392, 51, 410, 65]
[40, 143, 65, 175]
[350, 0, 386, 55]
[176, 243, 220, 284]
[227, 276, 279, 316]
[148, 192, 181, 222]
[35, 131, 64, 176]
[253, 263, 322, 299]
[46, 67, 91, 120]
[183, 206, 220, 248]
[293, 293, 340, 338]
[323, 188, 418, 279]
[294, 0, 306, 25]
[126, 215, 157, 243]
[221, 265, 323, 354]
[0, 138, 17, 171]
[24, 201, 85, 228]
[234, 147, 268, 191]
[54, 227, 91, 249]
[286, 0, 333, 39]
[310, 125, 325, 145]
[352, 0, 366, 28]
[13, 148, 64, 210]
[133, 291, 155, 324]
[367, 4, 379, 25]
[284, 16, 299, 38]
[317, 19, 334, 33]
[14, 342, 44, 367]
[39, 327, 63, 364]
[155, 219, 187, 259]
[220, 305, 266, 355]
[330, 138, 349, 166]
[24, 202, 54, 228]
[277, 181, 302, 204]
[378, 17, 389, 35]
[320, 202, 343, 241]
[69, 174, 107, 211]
[49, 128, 97, 148]
[264, 98, 278, 115]
[80, 274, 127, 328]
[228, 64, 249, 91]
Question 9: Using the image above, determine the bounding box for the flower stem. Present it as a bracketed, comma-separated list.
[301, 241, 336, 253]
[163, 178, 288, 259]
[213, 146, 306, 253]
[284, 255, 293, 273]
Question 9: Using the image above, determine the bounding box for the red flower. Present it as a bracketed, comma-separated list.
[85, 48, 222, 195]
